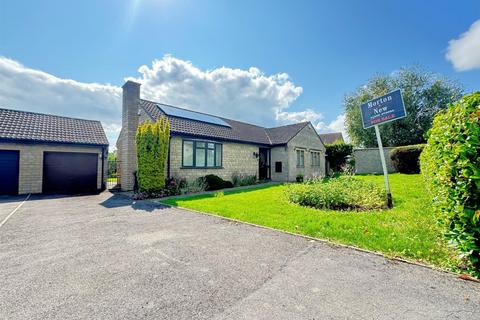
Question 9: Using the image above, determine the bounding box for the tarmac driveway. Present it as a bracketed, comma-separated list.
[0, 192, 479, 319]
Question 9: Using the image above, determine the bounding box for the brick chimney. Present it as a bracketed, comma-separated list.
[119, 80, 141, 191]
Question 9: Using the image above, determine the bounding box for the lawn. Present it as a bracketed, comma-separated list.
[160, 174, 458, 271]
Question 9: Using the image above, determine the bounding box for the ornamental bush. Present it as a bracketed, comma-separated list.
[390, 144, 425, 174]
[420, 92, 480, 276]
[325, 143, 353, 172]
[285, 176, 385, 210]
[203, 174, 234, 191]
[136, 117, 170, 195]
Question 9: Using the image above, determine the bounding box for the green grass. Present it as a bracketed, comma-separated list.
[160, 174, 459, 271]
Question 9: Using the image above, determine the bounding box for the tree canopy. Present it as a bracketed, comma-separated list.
[344, 67, 463, 147]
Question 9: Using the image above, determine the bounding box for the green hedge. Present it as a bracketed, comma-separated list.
[390, 144, 425, 174]
[136, 118, 170, 195]
[420, 92, 480, 276]
[325, 143, 353, 172]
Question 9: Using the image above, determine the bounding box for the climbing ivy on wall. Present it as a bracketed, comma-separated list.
[136, 117, 170, 195]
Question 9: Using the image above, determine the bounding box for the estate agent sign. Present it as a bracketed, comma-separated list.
[360, 89, 406, 208]
[360, 89, 406, 129]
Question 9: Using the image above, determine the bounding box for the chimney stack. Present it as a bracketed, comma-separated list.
[119, 80, 141, 191]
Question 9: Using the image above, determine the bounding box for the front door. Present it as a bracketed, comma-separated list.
[258, 148, 271, 180]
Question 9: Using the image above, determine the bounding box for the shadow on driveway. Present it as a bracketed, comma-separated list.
[100, 193, 170, 213]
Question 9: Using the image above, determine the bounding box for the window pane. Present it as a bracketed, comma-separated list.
[207, 149, 215, 167]
[195, 147, 205, 167]
[196, 142, 205, 148]
[207, 143, 214, 149]
[183, 141, 193, 166]
[215, 144, 222, 166]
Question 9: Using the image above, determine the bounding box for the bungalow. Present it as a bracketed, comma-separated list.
[116, 81, 326, 191]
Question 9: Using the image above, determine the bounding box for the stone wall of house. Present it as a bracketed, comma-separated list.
[270, 146, 289, 181]
[354, 147, 397, 174]
[169, 136, 259, 182]
[286, 124, 326, 181]
[0, 142, 105, 194]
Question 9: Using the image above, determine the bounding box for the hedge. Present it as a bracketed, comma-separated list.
[136, 117, 170, 195]
[325, 143, 353, 172]
[420, 92, 480, 276]
[390, 144, 425, 174]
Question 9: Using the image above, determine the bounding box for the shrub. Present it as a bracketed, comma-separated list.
[420, 92, 480, 276]
[390, 144, 425, 174]
[164, 177, 187, 196]
[296, 174, 304, 183]
[286, 176, 385, 210]
[325, 143, 353, 172]
[184, 178, 208, 194]
[231, 172, 257, 187]
[203, 174, 234, 191]
[136, 117, 170, 195]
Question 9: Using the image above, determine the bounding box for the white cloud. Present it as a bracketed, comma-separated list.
[0, 54, 345, 147]
[0, 57, 121, 144]
[314, 114, 348, 142]
[131, 55, 303, 126]
[446, 20, 480, 71]
[276, 108, 323, 124]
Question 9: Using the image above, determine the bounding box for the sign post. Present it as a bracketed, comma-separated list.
[360, 89, 406, 209]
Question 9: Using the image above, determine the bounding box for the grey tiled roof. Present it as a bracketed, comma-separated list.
[0, 108, 109, 146]
[318, 132, 344, 145]
[140, 99, 310, 146]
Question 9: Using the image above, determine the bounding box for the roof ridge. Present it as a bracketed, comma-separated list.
[266, 121, 310, 130]
[0, 107, 102, 123]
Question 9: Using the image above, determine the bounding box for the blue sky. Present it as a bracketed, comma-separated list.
[0, 0, 479, 144]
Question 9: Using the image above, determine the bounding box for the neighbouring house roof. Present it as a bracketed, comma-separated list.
[140, 99, 311, 146]
[318, 132, 344, 145]
[0, 108, 109, 146]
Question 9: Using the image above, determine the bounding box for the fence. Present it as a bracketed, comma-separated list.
[107, 159, 119, 189]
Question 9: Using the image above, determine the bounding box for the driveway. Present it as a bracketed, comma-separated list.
[0, 193, 478, 319]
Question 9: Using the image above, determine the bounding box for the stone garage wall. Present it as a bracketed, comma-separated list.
[0, 142, 106, 194]
[354, 147, 397, 174]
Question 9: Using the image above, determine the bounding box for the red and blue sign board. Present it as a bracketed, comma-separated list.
[360, 89, 406, 129]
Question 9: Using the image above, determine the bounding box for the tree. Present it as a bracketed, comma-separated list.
[344, 67, 463, 147]
[136, 117, 170, 195]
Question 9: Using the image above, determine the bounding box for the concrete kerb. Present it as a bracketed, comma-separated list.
[116, 181, 281, 201]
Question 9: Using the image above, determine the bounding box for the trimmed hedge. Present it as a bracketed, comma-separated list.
[325, 143, 353, 172]
[390, 144, 425, 174]
[136, 117, 170, 195]
[420, 92, 480, 276]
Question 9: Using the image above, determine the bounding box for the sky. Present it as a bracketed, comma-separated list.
[0, 0, 479, 146]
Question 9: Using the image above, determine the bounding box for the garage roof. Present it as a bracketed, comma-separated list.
[0, 108, 109, 146]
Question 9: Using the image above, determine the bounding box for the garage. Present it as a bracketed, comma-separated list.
[0, 108, 108, 195]
[43, 152, 99, 194]
[0, 150, 19, 195]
